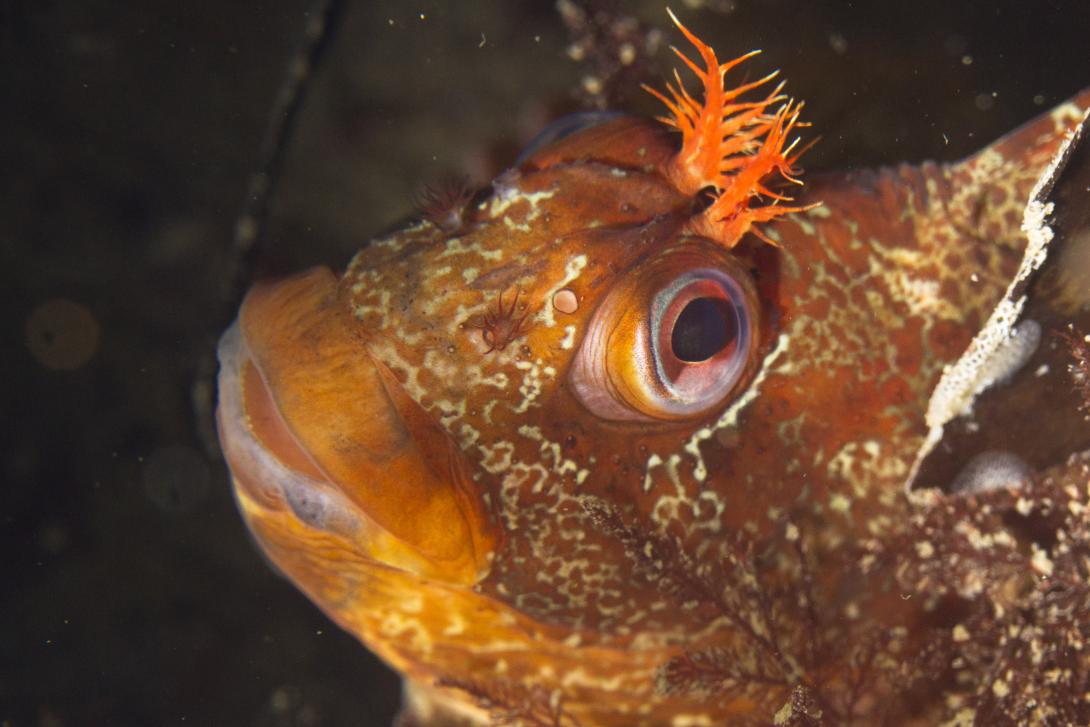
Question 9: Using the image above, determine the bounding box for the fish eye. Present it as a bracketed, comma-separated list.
[651, 270, 751, 410]
[569, 240, 760, 422]
[670, 297, 735, 362]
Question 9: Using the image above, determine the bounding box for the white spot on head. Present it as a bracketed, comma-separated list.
[539, 255, 588, 328]
[559, 324, 577, 350]
[552, 288, 579, 314]
[642, 453, 663, 492]
[487, 184, 557, 218]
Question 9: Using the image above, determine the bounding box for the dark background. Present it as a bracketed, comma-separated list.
[4, 1, 1090, 725]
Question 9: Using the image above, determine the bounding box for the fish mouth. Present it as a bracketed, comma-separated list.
[216, 267, 496, 585]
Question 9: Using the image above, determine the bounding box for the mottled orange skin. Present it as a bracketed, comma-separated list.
[217, 18, 1090, 726]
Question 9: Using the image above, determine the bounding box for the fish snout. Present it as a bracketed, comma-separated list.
[216, 267, 496, 584]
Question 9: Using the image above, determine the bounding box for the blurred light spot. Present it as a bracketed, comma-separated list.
[943, 34, 966, 56]
[618, 42, 636, 66]
[581, 75, 603, 96]
[974, 92, 995, 111]
[25, 299, 99, 371]
[150, 217, 212, 266]
[682, 0, 737, 11]
[270, 685, 300, 714]
[38, 708, 63, 727]
[141, 445, 211, 515]
[37, 522, 70, 555]
[828, 33, 847, 55]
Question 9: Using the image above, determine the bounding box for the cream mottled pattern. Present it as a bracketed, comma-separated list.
[219, 21, 1090, 724]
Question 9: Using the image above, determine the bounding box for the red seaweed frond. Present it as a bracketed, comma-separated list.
[1057, 325, 1090, 416]
[643, 9, 817, 248]
[435, 676, 583, 727]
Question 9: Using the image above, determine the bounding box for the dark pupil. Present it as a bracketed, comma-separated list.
[670, 297, 735, 363]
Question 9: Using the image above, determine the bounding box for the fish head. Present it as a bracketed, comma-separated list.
[216, 10, 1090, 724]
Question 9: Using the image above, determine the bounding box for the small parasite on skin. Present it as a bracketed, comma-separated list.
[468, 288, 531, 353]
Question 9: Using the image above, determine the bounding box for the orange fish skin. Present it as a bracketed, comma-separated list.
[216, 13, 1090, 725]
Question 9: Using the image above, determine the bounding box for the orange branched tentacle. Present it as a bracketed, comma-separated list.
[645, 8, 817, 248]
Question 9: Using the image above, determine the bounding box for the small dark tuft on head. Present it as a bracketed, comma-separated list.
[415, 175, 476, 233]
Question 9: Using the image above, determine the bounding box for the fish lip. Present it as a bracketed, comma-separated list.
[215, 319, 365, 538]
[215, 269, 498, 584]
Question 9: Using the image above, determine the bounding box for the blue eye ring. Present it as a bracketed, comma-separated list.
[515, 111, 625, 165]
[649, 268, 752, 417]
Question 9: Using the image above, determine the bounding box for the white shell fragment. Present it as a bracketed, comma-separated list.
[948, 450, 1031, 495]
